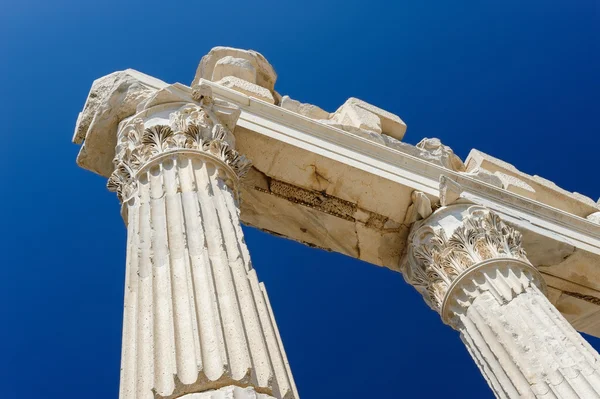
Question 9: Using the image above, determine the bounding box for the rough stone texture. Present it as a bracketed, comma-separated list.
[330, 97, 407, 140]
[466, 149, 599, 217]
[73, 69, 169, 176]
[462, 285, 600, 398]
[463, 167, 504, 188]
[281, 96, 406, 144]
[193, 47, 277, 93]
[279, 95, 329, 120]
[192, 48, 277, 104]
[233, 125, 414, 269]
[279, 95, 406, 142]
[216, 76, 275, 104]
[233, 126, 412, 223]
[240, 168, 407, 268]
[213, 56, 257, 83]
[193, 49, 409, 148]
[494, 171, 537, 199]
[415, 137, 466, 172]
[329, 98, 382, 133]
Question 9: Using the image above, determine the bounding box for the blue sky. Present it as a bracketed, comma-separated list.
[0, 0, 598, 398]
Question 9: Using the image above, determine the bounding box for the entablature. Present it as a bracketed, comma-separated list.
[73, 47, 600, 337]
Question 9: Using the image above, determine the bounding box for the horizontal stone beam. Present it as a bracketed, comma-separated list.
[73, 48, 600, 339]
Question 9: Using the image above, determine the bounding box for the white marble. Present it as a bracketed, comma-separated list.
[403, 203, 600, 398]
[465, 149, 598, 218]
[180, 385, 275, 399]
[113, 89, 297, 399]
[73, 45, 600, 399]
[72, 62, 600, 335]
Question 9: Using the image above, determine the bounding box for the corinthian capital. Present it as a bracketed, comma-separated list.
[107, 86, 250, 203]
[402, 204, 545, 324]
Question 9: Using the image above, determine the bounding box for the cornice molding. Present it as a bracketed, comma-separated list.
[199, 81, 600, 256]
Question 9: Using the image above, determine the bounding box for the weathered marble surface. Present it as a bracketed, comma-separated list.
[180, 386, 275, 399]
[404, 204, 600, 398]
[73, 70, 169, 177]
[74, 46, 600, 339]
[109, 93, 297, 399]
[193, 47, 277, 95]
[466, 149, 598, 218]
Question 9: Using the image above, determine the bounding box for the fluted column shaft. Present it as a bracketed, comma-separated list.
[109, 90, 298, 399]
[403, 203, 600, 399]
[179, 385, 276, 398]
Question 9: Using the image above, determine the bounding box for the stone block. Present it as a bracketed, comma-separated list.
[280, 95, 330, 120]
[415, 138, 465, 172]
[466, 149, 599, 217]
[330, 97, 406, 140]
[213, 56, 257, 83]
[216, 76, 275, 104]
[193, 46, 277, 93]
[493, 171, 536, 199]
[73, 69, 168, 177]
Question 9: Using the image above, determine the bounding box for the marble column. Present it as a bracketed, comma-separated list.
[403, 203, 600, 399]
[108, 86, 298, 399]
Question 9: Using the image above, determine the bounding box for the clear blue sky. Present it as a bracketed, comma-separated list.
[0, 1, 598, 398]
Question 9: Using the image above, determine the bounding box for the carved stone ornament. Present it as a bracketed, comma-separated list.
[402, 205, 531, 313]
[107, 88, 250, 203]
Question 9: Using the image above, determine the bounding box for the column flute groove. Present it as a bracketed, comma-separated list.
[402, 203, 600, 398]
[106, 85, 298, 399]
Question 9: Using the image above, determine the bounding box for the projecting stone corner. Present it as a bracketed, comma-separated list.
[326, 97, 407, 140]
[465, 149, 599, 218]
[72, 69, 170, 177]
[414, 137, 465, 171]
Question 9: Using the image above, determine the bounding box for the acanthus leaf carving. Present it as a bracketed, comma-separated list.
[107, 163, 136, 202]
[142, 125, 174, 154]
[107, 98, 248, 203]
[403, 206, 529, 313]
